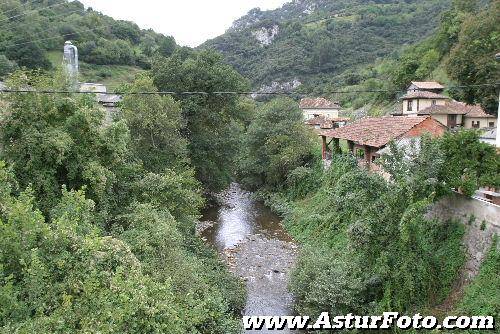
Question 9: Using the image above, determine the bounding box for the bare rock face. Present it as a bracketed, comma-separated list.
[252, 25, 280, 46]
[251, 79, 302, 99]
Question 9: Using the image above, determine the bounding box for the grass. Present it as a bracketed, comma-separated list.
[47, 51, 145, 89]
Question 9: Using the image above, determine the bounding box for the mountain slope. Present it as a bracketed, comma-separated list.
[201, 0, 452, 91]
[0, 0, 176, 80]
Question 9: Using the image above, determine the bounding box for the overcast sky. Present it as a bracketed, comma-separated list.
[78, 0, 290, 47]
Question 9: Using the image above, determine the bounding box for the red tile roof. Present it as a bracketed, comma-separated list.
[418, 101, 494, 117]
[410, 81, 444, 90]
[464, 105, 495, 118]
[321, 116, 434, 148]
[300, 97, 340, 109]
[402, 91, 449, 100]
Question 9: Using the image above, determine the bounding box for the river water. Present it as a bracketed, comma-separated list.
[200, 183, 300, 333]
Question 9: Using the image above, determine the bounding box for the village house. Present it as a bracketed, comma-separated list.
[399, 81, 497, 130]
[300, 97, 341, 120]
[407, 81, 445, 94]
[320, 116, 447, 168]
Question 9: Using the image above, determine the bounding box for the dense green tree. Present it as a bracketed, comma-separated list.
[152, 49, 250, 192]
[0, 71, 244, 333]
[0, 55, 17, 78]
[238, 97, 316, 189]
[4, 37, 51, 70]
[0, 71, 129, 220]
[446, 0, 500, 113]
[121, 74, 189, 173]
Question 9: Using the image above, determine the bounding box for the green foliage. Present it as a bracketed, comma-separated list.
[446, 0, 500, 113]
[285, 154, 466, 317]
[152, 49, 251, 192]
[459, 241, 500, 320]
[439, 130, 500, 195]
[121, 74, 189, 173]
[0, 55, 17, 78]
[0, 71, 245, 332]
[0, 0, 177, 74]
[238, 97, 316, 190]
[0, 71, 129, 219]
[202, 0, 451, 90]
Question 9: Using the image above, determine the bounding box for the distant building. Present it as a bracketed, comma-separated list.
[300, 97, 341, 120]
[305, 115, 350, 131]
[320, 116, 446, 168]
[80, 83, 107, 93]
[406, 81, 444, 94]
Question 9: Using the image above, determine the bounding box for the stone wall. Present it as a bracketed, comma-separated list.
[426, 192, 499, 284]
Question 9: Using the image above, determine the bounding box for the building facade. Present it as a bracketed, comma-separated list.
[300, 97, 341, 120]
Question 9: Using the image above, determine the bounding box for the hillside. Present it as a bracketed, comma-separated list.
[0, 0, 175, 81]
[201, 0, 452, 92]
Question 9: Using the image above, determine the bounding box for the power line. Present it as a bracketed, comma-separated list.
[1, 83, 499, 96]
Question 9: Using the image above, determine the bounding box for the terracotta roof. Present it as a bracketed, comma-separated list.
[300, 97, 340, 109]
[418, 101, 493, 117]
[402, 91, 449, 100]
[464, 105, 495, 118]
[321, 116, 431, 148]
[410, 81, 444, 90]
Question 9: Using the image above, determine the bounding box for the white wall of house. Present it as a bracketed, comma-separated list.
[428, 114, 464, 128]
[463, 117, 497, 129]
[402, 98, 446, 114]
[303, 108, 340, 120]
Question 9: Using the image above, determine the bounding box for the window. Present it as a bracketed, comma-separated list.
[407, 100, 413, 112]
[489, 122, 495, 128]
[472, 120, 480, 129]
[432, 100, 437, 106]
[448, 114, 458, 128]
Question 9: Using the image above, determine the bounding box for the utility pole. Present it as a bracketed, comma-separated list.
[496, 53, 500, 148]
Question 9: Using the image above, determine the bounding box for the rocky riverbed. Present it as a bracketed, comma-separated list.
[199, 183, 300, 333]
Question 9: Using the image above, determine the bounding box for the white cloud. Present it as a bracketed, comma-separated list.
[77, 0, 289, 47]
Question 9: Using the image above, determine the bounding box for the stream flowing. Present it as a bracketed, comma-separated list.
[200, 183, 301, 333]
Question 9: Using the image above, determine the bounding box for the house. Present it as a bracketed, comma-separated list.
[462, 105, 497, 129]
[401, 91, 449, 116]
[300, 97, 341, 120]
[399, 81, 497, 129]
[320, 116, 447, 168]
[417, 101, 497, 129]
[407, 81, 445, 94]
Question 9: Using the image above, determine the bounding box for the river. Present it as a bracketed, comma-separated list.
[200, 183, 300, 333]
